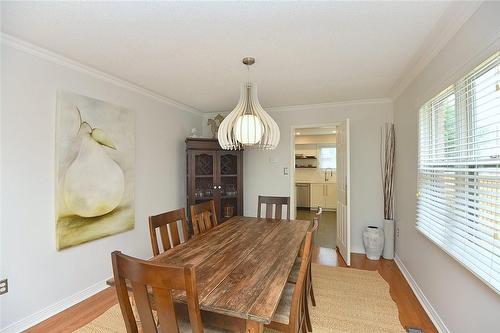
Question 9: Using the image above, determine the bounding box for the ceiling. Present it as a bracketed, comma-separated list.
[1, 1, 464, 112]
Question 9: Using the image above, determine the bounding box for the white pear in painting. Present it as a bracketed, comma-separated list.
[64, 131, 125, 217]
[56, 92, 135, 250]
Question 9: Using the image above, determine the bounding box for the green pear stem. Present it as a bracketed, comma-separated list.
[75, 106, 94, 134]
[80, 121, 93, 133]
[75, 106, 115, 150]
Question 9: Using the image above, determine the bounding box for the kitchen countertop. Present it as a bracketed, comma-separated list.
[295, 180, 336, 184]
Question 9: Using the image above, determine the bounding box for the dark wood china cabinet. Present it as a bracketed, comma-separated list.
[186, 138, 243, 226]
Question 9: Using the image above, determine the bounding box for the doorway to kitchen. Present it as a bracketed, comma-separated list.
[293, 126, 338, 250]
[290, 121, 351, 265]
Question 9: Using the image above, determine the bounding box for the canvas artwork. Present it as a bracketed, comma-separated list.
[56, 91, 135, 250]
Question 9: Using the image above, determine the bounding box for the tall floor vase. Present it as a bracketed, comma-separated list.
[383, 219, 395, 260]
[363, 226, 384, 260]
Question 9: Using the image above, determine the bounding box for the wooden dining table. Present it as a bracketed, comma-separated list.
[107, 216, 310, 333]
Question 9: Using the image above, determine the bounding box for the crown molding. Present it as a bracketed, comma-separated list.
[209, 98, 392, 116]
[0, 33, 203, 116]
[390, 1, 483, 100]
[265, 98, 392, 113]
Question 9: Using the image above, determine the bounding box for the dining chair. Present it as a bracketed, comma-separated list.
[190, 200, 218, 236]
[257, 195, 291, 220]
[288, 209, 321, 332]
[264, 224, 314, 333]
[111, 251, 229, 333]
[149, 208, 190, 256]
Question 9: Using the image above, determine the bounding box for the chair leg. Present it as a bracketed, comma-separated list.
[305, 297, 312, 332]
[309, 283, 316, 307]
[308, 265, 316, 307]
[301, 320, 308, 333]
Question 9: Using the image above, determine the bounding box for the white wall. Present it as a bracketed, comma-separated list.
[0, 42, 202, 330]
[393, 2, 500, 333]
[205, 100, 393, 253]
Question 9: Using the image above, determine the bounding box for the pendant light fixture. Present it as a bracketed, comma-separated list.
[218, 57, 280, 150]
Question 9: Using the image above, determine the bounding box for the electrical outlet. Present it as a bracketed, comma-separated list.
[0, 279, 7, 295]
[396, 227, 400, 238]
[407, 328, 423, 333]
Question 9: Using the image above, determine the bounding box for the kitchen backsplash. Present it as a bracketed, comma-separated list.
[295, 168, 336, 183]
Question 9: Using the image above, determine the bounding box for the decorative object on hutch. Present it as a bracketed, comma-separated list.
[207, 114, 225, 138]
[190, 128, 199, 138]
[217, 57, 280, 150]
[186, 138, 243, 229]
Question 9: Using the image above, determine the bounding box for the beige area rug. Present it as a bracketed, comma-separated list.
[76, 264, 405, 333]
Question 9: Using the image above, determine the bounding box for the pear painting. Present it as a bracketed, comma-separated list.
[56, 91, 135, 250]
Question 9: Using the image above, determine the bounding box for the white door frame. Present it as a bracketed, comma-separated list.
[289, 122, 341, 220]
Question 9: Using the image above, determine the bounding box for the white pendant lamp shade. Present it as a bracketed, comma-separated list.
[218, 59, 280, 150]
[234, 114, 264, 145]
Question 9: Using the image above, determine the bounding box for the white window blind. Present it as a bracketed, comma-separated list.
[417, 52, 500, 294]
[318, 145, 336, 169]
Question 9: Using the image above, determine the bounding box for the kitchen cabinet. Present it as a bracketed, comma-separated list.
[310, 184, 324, 208]
[325, 183, 337, 209]
[310, 183, 337, 210]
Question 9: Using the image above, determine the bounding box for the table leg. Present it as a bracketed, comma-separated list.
[245, 319, 264, 333]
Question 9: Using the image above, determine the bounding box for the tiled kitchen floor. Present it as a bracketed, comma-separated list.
[296, 208, 336, 249]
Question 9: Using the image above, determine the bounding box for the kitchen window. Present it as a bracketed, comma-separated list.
[318, 145, 336, 170]
[417, 52, 499, 293]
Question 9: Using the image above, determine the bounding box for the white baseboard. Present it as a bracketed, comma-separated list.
[1, 278, 110, 333]
[394, 255, 450, 333]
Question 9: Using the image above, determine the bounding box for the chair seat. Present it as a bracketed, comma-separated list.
[271, 283, 295, 325]
[287, 257, 302, 283]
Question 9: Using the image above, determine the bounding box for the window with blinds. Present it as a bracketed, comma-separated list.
[318, 145, 336, 169]
[417, 52, 500, 293]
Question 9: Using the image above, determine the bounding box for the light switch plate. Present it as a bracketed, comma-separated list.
[0, 279, 7, 295]
[283, 167, 289, 175]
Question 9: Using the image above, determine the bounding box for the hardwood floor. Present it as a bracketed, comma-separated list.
[313, 247, 437, 333]
[297, 209, 336, 249]
[25, 287, 118, 333]
[26, 247, 437, 333]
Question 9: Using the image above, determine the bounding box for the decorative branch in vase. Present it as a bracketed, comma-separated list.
[380, 123, 395, 259]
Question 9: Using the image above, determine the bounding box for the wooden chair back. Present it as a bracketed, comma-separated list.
[149, 208, 190, 256]
[297, 211, 320, 258]
[111, 251, 204, 333]
[289, 223, 315, 333]
[190, 200, 218, 236]
[257, 195, 291, 220]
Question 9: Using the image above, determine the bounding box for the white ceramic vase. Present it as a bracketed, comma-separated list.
[383, 219, 395, 260]
[363, 226, 384, 260]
